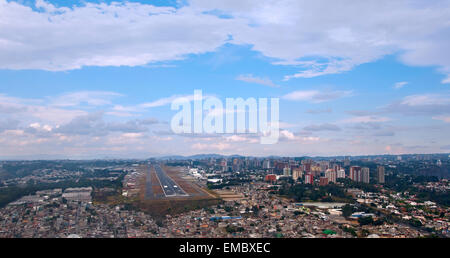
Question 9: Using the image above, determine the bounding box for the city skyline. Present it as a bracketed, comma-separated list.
[1, 0, 450, 159]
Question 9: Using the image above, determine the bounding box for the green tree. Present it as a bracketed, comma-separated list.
[358, 216, 374, 226]
[342, 204, 353, 218]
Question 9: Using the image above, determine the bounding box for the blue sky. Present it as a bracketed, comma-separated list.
[0, 0, 450, 159]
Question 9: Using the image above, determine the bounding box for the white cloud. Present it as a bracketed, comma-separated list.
[138, 93, 213, 109]
[28, 123, 52, 132]
[0, 92, 162, 137]
[121, 133, 145, 139]
[280, 130, 296, 140]
[394, 81, 408, 89]
[0, 93, 87, 125]
[442, 76, 450, 84]
[222, 134, 259, 144]
[105, 111, 138, 118]
[300, 136, 321, 142]
[341, 116, 391, 123]
[383, 93, 450, 116]
[432, 116, 450, 123]
[400, 94, 450, 106]
[282, 59, 355, 80]
[49, 91, 123, 107]
[0, 0, 235, 71]
[306, 108, 332, 114]
[192, 142, 231, 151]
[236, 74, 278, 87]
[0, 0, 449, 82]
[139, 95, 184, 108]
[190, 0, 450, 82]
[276, 129, 322, 143]
[282, 90, 352, 103]
[303, 123, 341, 131]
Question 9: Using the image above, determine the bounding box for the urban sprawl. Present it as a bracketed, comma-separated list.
[0, 154, 448, 238]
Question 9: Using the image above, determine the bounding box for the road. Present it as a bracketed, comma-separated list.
[154, 164, 188, 197]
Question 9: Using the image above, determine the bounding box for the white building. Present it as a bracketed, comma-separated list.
[337, 169, 346, 179]
[362, 167, 370, 184]
[325, 169, 337, 183]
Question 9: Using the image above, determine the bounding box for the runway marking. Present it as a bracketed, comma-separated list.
[153, 165, 172, 197]
[153, 164, 188, 197]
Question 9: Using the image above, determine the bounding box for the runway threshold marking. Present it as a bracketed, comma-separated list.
[154, 164, 188, 197]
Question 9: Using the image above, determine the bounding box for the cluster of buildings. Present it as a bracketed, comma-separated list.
[0, 161, 135, 188]
[351, 188, 450, 237]
[0, 156, 448, 238]
[414, 179, 449, 192]
[161, 183, 353, 238]
[161, 182, 436, 238]
[0, 187, 159, 238]
[121, 168, 143, 197]
[1, 168, 84, 186]
[0, 178, 448, 238]
[62, 187, 93, 203]
[165, 154, 448, 191]
[264, 162, 385, 186]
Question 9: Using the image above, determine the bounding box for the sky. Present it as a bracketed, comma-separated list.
[1, 0, 450, 159]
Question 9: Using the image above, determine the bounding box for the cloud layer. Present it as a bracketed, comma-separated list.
[1, 1, 450, 158]
[1, 0, 450, 82]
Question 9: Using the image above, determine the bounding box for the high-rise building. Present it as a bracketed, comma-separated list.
[304, 174, 313, 184]
[377, 165, 385, 184]
[220, 159, 227, 172]
[311, 165, 321, 177]
[362, 167, 370, 183]
[292, 169, 303, 181]
[274, 161, 288, 174]
[283, 167, 292, 177]
[325, 169, 337, 183]
[301, 159, 312, 173]
[350, 166, 361, 181]
[232, 158, 242, 172]
[263, 160, 271, 169]
[319, 161, 329, 171]
[332, 164, 341, 172]
[337, 168, 346, 179]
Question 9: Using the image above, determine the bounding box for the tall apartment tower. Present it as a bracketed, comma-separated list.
[292, 169, 303, 181]
[263, 160, 271, 169]
[377, 166, 385, 184]
[325, 169, 337, 183]
[337, 168, 346, 178]
[362, 167, 370, 184]
[283, 167, 292, 176]
[304, 174, 313, 184]
[350, 166, 361, 181]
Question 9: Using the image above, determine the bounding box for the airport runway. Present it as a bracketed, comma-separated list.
[145, 165, 155, 199]
[154, 164, 188, 197]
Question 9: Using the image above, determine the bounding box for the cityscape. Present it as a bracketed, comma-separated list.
[0, 154, 448, 238]
[0, 0, 450, 245]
